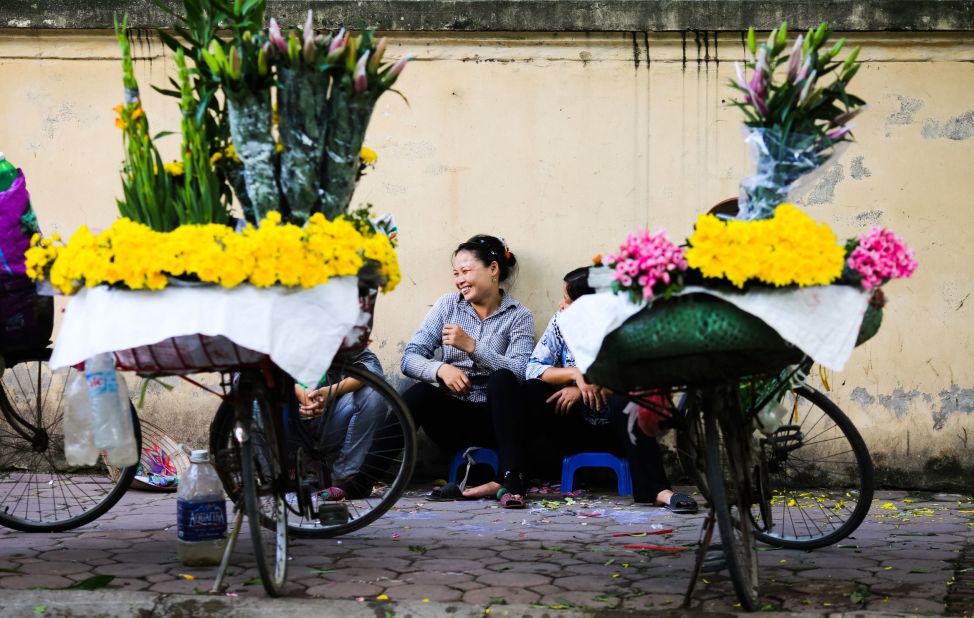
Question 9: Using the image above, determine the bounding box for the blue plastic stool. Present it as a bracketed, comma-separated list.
[561, 452, 633, 496]
[448, 447, 500, 485]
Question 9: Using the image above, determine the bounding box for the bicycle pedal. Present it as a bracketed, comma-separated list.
[700, 545, 726, 573]
[768, 425, 803, 454]
[317, 502, 350, 526]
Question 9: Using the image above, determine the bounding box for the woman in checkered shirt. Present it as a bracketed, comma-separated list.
[400, 235, 535, 507]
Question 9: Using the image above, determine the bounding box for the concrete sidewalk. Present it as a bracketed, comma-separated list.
[1, 487, 971, 615]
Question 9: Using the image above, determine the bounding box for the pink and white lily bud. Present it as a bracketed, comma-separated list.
[798, 69, 816, 104]
[734, 61, 747, 89]
[826, 125, 852, 140]
[269, 18, 288, 53]
[786, 35, 804, 81]
[368, 38, 387, 73]
[303, 10, 314, 44]
[328, 28, 346, 54]
[304, 38, 316, 64]
[354, 51, 370, 93]
[388, 53, 413, 78]
[795, 56, 812, 83]
[754, 47, 768, 76]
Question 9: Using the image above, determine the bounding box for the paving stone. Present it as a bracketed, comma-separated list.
[303, 581, 383, 598]
[93, 562, 173, 578]
[18, 560, 90, 576]
[0, 574, 74, 589]
[476, 571, 550, 587]
[409, 558, 483, 572]
[147, 579, 213, 594]
[486, 560, 562, 574]
[318, 567, 399, 584]
[400, 570, 472, 586]
[106, 577, 151, 591]
[868, 596, 948, 613]
[463, 585, 540, 605]
[549, 573, 621, 592]
[378, 583, 463, 602]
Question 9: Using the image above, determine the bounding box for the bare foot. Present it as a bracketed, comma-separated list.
[655, 488, 674, 507]
[461, 481, 502, 499]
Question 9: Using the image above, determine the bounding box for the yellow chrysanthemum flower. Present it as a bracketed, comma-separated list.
[686, 203, 844, 288]
[24, 211, 401, 295]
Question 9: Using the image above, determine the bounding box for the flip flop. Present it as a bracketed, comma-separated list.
[497, 488, 526, 509]
[427, 482, 467, 501]
[664, 492, 698, 514]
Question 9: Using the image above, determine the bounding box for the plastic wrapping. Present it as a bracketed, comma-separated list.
[320, 88, 376, 219]
[278, 67, 329, 224]
[226, 89, 278, 223]
[738, 128, 849, 220]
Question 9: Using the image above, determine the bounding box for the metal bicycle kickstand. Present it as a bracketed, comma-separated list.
[682, 508, 719, 608]
[210, 502, 245, 593]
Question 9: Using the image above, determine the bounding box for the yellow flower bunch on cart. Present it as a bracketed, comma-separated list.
[686, 203, 844, 288]
[26, 211, 400, 295]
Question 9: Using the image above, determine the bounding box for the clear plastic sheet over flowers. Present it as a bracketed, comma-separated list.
[738, 127, 848, 221]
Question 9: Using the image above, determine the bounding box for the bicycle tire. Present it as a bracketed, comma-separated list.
[0, 357, 140, 532]
[704, 386, 760, 611]
[211, 363, 416, 538]
[751, 384, 874, 550]
[236, 373, 288, 597]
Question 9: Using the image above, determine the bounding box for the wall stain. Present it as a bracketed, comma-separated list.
[579, 50, 592, 66]
[851, 386, 876, 406]
[631, 32, 640, 69]
[922, 110, 974, 141]
[804, 162, 844, 205]
[855, 209, 884, 226]
[642, 31, 650, 69]
[933, 385, 974, 431]
[850, 155, 872, 179]
[885, 95, 925, 136]
[878, 387, 922, 420]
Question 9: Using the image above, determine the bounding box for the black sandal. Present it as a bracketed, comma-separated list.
[427, 483, 468, 501]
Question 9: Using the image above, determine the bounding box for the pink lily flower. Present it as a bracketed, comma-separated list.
[368, 38, 387, 73]
[268, 18, 288, 54]
[303, 10, 314, 43]
[735, 61, 747, 90]
[388, 53, 413, 78]
[354, 51, 370, 93]
[795, 56, 812, 83]
[798, 70, 816, 104]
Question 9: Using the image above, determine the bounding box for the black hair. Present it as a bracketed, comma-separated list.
[563, 266, 594, 301]
[453, 234, 517, 283]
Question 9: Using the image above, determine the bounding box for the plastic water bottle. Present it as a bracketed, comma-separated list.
[177, 450, 228, 566]
[757, 400, 791, 434]
[63, 370, 99, 466]
[84, 353, 138, 466]
[0, 152, 16, 192]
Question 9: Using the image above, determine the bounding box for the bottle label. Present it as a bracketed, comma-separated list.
[177, 498, 227, 542]
[85, 370, 118, 396]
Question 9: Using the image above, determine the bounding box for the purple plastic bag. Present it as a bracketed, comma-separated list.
[0, 171, 52, 355]
[0, 170, 34, 278]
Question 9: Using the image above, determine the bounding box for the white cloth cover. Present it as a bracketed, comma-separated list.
[559, 284, 870, 374]
[50, 278, 360, 386]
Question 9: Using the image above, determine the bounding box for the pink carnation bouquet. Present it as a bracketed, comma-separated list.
[845, 226, 918, 290]
[603, 229, 688, 302]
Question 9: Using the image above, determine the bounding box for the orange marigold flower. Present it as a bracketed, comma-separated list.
[115, 118, 128, 129]
[592, 253, 603, 266]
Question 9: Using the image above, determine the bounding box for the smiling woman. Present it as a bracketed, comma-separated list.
[399, 234, 535, 507]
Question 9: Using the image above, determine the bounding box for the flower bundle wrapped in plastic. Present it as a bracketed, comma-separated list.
[731, 22, 865, 220]
[26, 212, 400, 295]
[686, 204, 846, 288]
[603, 229, 687, 302]
[845, 227, 918, 290]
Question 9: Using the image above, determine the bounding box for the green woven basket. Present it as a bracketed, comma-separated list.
[586, 294, 883, 392]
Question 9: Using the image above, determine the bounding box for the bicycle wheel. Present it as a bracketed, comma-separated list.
[211, 363, 416, 538]
[235, 372, 288, 597]
[751, 384, 874, 549]
[703, 385, 760, 611]
[0, 356, 140, 532]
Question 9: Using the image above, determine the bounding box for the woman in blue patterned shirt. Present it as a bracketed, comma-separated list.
[523, 267, 697, 513]
[400, 235, 535, 507]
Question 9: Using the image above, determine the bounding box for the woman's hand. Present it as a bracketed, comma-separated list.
[437, 363, 471, 396]
[442, 323, 475, 354]
[297, 388, 325, 417]
[577, 374, 609, 411]
[547, 386, 582, 414]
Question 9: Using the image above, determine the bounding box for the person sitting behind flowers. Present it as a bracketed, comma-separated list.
[291, 347, 389, 501]
[522, 267, 698, 513]
[400, 234, 534, 508]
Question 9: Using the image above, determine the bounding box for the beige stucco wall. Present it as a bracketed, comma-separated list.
[1, 29, 972, 482]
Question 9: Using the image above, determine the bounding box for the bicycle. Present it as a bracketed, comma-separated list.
[208, 359, 417, 540]
[0, 348, 142, 532]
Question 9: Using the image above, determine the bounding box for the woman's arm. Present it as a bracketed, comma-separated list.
[400, 294, 450, 383]
[526, 315, 569, 382]
[468, 306, 535, 379]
